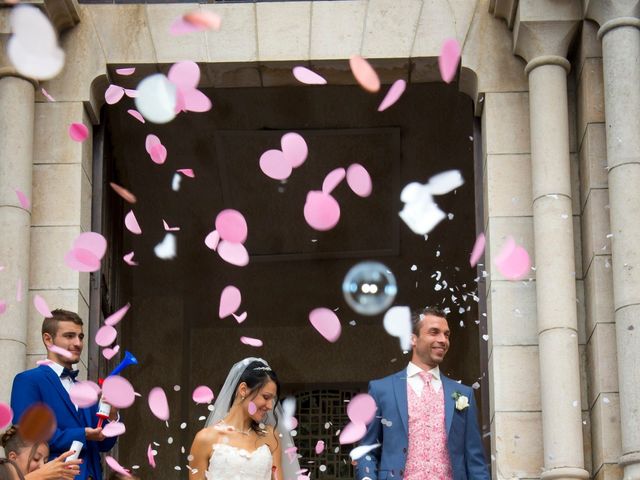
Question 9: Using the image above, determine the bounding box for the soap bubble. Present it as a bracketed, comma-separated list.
[342, 261, 397, 316]
[134, 74, 177, 124]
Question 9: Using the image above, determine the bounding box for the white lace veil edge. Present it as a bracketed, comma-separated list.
[204, 357, 301, 480]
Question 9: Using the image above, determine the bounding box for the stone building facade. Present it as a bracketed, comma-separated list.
[1, 0, 639, 479]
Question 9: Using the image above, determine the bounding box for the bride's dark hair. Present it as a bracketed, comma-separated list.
[229, 360, 281, 436]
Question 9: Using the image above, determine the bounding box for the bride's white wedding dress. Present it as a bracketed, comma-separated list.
[206, 443, 272, 480]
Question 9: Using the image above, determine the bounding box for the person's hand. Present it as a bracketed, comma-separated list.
[25, 451, 82, 480]
[85, 427, 106, 442]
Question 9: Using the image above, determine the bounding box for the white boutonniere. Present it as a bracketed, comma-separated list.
[452, 391, 469, 411]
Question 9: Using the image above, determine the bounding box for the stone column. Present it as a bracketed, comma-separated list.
[0, 74, 36, 405]
[526, 55, 589, 480]
[513, 2, 588, 478]
[597, 14, 640, 479]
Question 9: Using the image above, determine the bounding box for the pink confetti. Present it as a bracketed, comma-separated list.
[149, 144, 167, 165]
[74, 232, 107, 257]
[217, 241, 249, 267]
[147, 444, 156, 468]
[102, 375, 136, 409]
[105, 85, 125, 105]
[68, 123, 89, 142]
[0, 403, 12, 430]
[148, 387, 170, 421]
[192, 386, 214, 404]
[106, 456, 131, 477]
[347, 394, 376, 424]
[177, 168, 195, 178]
[281, 133, 308, 168]
[248, 401, 257, 415]
[0, 301, 7, 315]
[110, 183, 137, 204]
[103, 345, 119, 360]
[95, 325, 117, 347]
[162, 220, 180, 232]
[309, 308, 342, 343]
[240, 336, 263, 348]
[103, 421, 126, 437]
[16, 278, 22, 302]
[303, 191, 340, 231]
[339, 421, 367, 444]
[346, 164, 372, 197]
[123, 252, 138, 266]
[204, 230, 220, 250]
[69, 381, 100, 408]
[36, 359, 54, 366]
[284, 446, 298, 463]
[321, 168, 346, 195]
[48, 344, 73, 359]
[495, 236, 531, 280]
[185, 10, 222, 30]
[469, 233, 485, 267]
[124, 210, 142, 235]
[127, 109, 145, 123]
[167, 61, 212, 113]
[260, 149, 292, 180]
[314, 440, 325, 455]
[170, 11, 221, 36]
[124, 89, 137, 98]
[438, 38, 461, 84]
[64, 232, 107, 272]
[377, 79, 406, 112]
[64, 248, 101, 272]
[215, 210, 247, 244]
[116, 67, 135, 76]
[292, 66, 327, 85]
[105, 303, 130, 327]
[41, 88, 55, 102]
[34, 295, 52, 318]
[219, 285, 241, 318]
[349, 55, 380, 93]
[15, 189, 30, 209]
[232, 311, 247, 324]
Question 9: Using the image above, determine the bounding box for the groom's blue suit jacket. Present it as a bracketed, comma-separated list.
[355, 370, 489, 480]
[11, 365, 117, 480]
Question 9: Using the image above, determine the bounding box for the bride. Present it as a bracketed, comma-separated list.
[189, 358, 300, 480]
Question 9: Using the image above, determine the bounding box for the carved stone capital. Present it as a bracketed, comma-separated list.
[583, 0, 640, 28]
[513, 0, 582, 66]
[490, 0, 519, 29]
[0, 0, 79, 34]
[44, 0, 80, 33]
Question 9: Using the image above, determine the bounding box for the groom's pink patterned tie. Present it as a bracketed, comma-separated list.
[404, 371, 453, 479]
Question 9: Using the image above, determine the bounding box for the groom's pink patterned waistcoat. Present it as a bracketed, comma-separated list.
[404, 371, 453, 480]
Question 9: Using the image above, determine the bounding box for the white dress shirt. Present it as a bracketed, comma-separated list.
[47, 361, 79, 410]
[406, 361, 442, 396]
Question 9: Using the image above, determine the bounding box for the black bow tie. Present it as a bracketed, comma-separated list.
[61, 368, 79, 381]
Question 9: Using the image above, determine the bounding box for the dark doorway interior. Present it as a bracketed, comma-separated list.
[99, 81, 482, 479]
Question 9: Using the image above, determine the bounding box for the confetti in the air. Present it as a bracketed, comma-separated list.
[378, 80, 406, 112]
[292, 66, 327, 85]
[439, 38, 461, 84]
[309, 308, 342, 343]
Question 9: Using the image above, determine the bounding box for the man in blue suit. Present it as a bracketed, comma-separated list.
[11, 309, 117, 480]
[356, 307, 489, 480]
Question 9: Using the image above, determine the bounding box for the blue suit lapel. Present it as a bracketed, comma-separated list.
[40, 366, 82, 423]
[392, 371, 409, 435]
[441, 375, 454, 434]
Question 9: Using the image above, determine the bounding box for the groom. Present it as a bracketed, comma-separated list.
[356, 307, 489, 480]
[11, 309, 117, 480]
